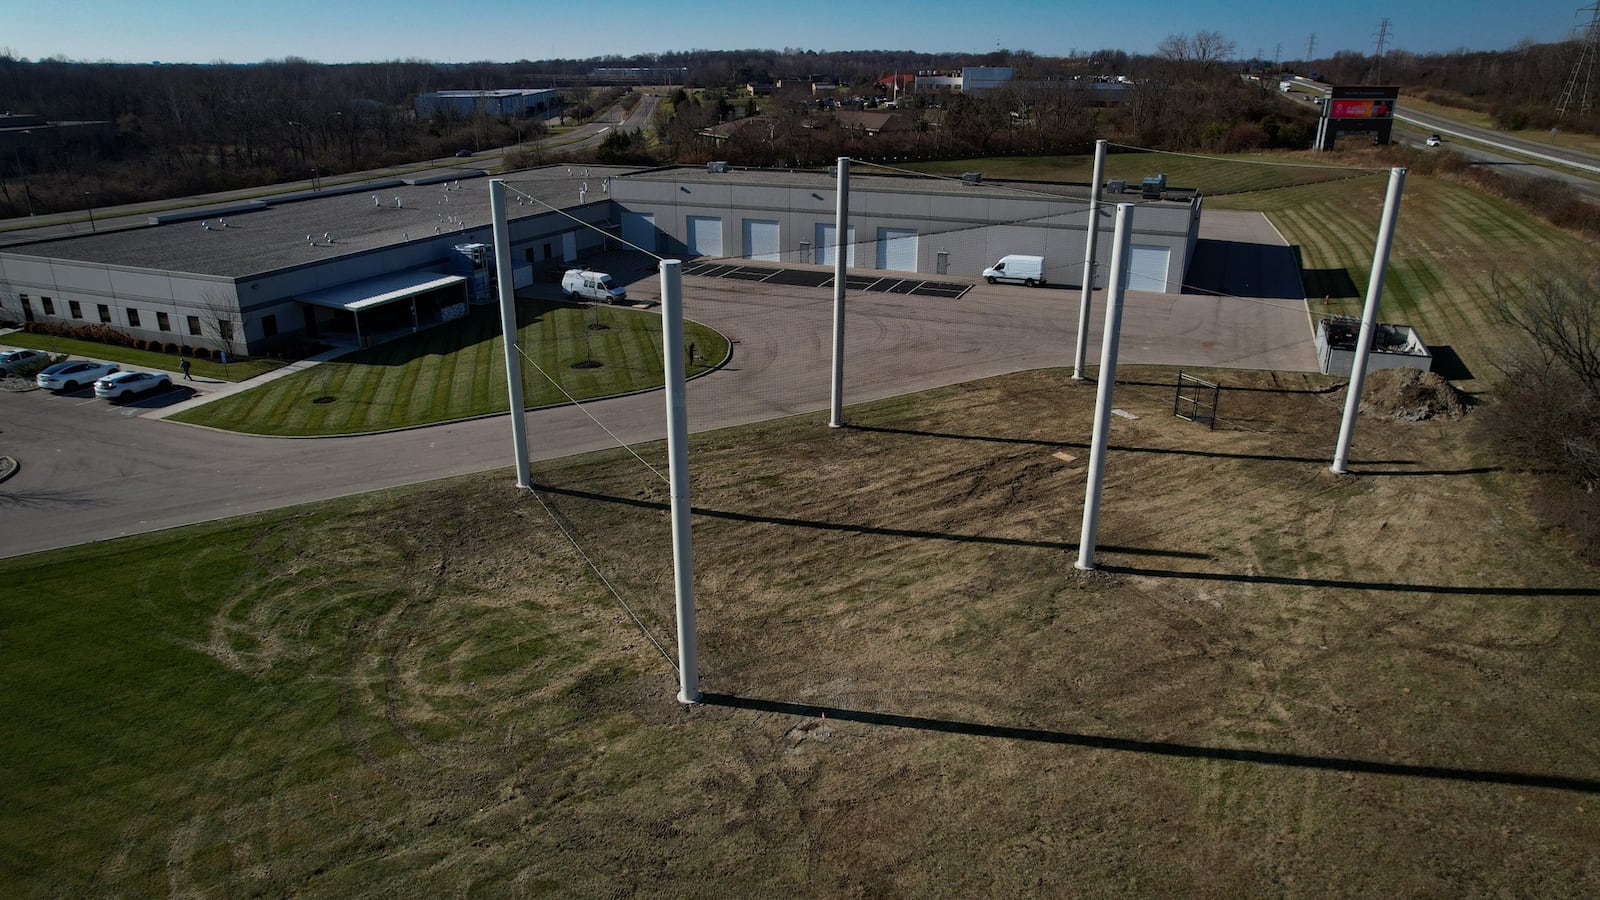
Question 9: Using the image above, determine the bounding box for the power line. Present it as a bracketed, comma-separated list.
[1556, 2, 1600, 117]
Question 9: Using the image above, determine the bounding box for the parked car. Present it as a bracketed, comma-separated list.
[0, 348, 49, 373]
[1425, 134, 1442, 147]
[455, 149, 474, 158]
[36, 360, 119, 391]
[94, 370, 173, 400]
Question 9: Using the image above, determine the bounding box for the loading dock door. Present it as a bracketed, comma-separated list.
[876, 227, 919, 272]
[687, 216, 724, 257]
[622, 212, 658, 253]
[1128, 245, 1171, 292]
[743, 219, 781, 261]
[814, 223, 857, 266]
[561, 232, 577, 262]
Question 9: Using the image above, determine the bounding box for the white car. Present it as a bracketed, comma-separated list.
[0, 348, 49, 373]
[1425, 134, 1442, 147]
[94, 370, 173, 400]
[36, 360, 119, 391]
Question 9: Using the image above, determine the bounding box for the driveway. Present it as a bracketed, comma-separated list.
[0, 250, 1316, 559]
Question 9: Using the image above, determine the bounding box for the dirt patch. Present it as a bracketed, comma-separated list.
[1360, 367, 1471, 420]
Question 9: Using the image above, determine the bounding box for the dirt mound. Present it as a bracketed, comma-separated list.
[1360, 367, 1470, 420]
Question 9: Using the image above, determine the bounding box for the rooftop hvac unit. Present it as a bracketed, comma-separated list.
[707, 160, 730, 173]
[1141, 173, 1167, 199]
[961, 172, 983, 185]
[1106, 179, 1126, 194]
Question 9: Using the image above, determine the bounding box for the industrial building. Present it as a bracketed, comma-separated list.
[412, 89, 560, 119]
[606, 165, 1202, 293]
[0, 162, 1204, 356]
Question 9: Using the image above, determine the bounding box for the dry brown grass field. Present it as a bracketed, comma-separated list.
[11, 366, 1594, 895]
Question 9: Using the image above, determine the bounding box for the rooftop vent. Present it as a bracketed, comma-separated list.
[707, 161, 730, 174]
[961, 172, 983, 185]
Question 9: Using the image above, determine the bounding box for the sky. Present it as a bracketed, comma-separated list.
[0, 0, 1589, 65]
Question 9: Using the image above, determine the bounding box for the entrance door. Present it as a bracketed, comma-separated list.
[814, 223, 857, 266]
[742, 219, 781, 261]
[1127, 245, 1171, 292]
[622, 212, 657, 253]
[687, 216, 724, 257]
[876, 227, 919, 272]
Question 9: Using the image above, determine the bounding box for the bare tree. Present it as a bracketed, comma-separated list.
[199, 290, 240, 359]
[1484, 267, 1600, 489]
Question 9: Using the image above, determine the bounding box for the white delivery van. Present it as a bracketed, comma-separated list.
[982, 255, 1046, 287]
[561, 269, 628, 303]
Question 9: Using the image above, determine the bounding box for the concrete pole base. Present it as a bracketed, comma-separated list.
[677, 689, 703, 705]
[1074, 560, 1095, 572]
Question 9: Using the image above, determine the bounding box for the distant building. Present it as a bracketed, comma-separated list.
[913, 66, 1014, 93]
[413, 90, 560, 119]
[591, 66, 688, 83]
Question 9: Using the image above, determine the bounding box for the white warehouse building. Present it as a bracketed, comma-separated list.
[0, 163, 1203, 356]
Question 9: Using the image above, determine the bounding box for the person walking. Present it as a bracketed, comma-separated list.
[180, 358, 192, 380]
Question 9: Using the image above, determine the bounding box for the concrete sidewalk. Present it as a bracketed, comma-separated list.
[146, 344, 352, 419]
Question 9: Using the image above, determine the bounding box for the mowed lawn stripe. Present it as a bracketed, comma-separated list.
[171, 300, 726, 436]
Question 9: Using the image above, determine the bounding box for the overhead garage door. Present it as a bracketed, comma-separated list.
[743, 219, 781, 261]
[876, 227, 919, 272]
[622, 211, 657, 253]
[1128, 245, 1171, 292]
[688, 216, 723, 257]
[561, 231, 577, 262]
[814, 223, 857, 267]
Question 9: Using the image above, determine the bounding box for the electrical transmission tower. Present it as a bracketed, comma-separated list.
[1556, 2, 1600, 117]
[1307, 33, 1318, 61]
[1372, 18, 1392, 83]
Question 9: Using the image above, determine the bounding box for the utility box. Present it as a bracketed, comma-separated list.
[1141, 173, 1167, 199]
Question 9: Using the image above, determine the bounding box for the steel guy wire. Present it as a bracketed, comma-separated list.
[512, 341, 670, 484]
[523, 484, 680, 672]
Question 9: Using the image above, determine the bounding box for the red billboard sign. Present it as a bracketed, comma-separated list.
[1328, 98, 1395, 119]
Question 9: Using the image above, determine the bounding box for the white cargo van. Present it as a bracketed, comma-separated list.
[561, 269, 627, 303]
[982, 255, 1046, 287]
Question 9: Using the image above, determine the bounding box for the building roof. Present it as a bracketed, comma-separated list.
[617, 165, 1100, 202]
[2, 164, 644, 279]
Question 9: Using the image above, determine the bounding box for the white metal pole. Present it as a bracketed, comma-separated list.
[661, 259, 701, 704]
[1076, 203, 1135, 571]
[829, 157, 850, 428]
[1074, 139, 1108, 380]
[1331, 167, 1407, 474]
[490, 179, 530, 488]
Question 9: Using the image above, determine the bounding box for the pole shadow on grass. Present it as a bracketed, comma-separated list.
[533, 484, 1210, 559]
[845, 424, 1415, 467]
[701, 692, 1600, 794]
[1094, 564, 1600, 598]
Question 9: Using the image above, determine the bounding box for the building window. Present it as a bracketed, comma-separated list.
[98, 304, 111, 323]
[69, 300, 83, 319]
[261, 314, 278, 338]
[187, 315, 202, 336]
[219, 319, 234, 341]
[41, 297, 55, 315]
[127, 308, 141, 327]
[156, 311, 171, 332]
[20, 296, 33, 319]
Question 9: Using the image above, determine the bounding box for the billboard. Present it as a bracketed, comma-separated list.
[1324, 86, 1399, 118]
[1328, 98, 1394, 119]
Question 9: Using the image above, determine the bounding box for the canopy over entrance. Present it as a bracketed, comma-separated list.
[299, 270, 466, 312]
[298, 270, 468, 347]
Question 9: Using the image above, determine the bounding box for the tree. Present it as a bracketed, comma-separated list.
[1484, 267, 1600, 489]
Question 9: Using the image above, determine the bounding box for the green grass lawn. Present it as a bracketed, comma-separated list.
[0, 332, 282, 381]
[169, 299, 729, 435]
[913, 149, 1591, 382]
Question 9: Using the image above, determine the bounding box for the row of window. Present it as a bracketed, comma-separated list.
[14, 292, 231, 340]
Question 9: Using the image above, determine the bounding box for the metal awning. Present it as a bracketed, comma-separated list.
[299, 270, 466, 312]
